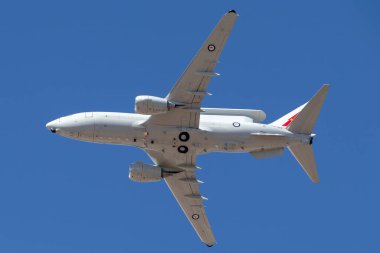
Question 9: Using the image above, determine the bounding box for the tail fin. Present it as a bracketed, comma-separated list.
[270, 103, 307, 128]
[287, 84, 329, 134]
[270, 84, 329, 183]
[271, 84, 329, 134]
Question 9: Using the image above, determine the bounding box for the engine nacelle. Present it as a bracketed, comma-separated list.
[129, 162, 162, 182]
[135, 95, 171, 115]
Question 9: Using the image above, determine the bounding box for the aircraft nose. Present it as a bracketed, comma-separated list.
[46, 119, 60, 133]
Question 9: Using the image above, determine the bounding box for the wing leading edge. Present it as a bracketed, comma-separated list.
[144, 148, 215, 246]
[146, 10, 238, 128]
[165, 171, 215, 246]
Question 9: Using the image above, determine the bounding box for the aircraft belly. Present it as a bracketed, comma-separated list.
[89, 116, 294, 154]
[58, 116, 95, 143]
[143, 126, 206, 154]
[92, 116, 145, 146]
[198, 121, 293, 153]
[142, 126, 253, 154]
[249, 136, 289, 151]
[45, 9, 329, 245]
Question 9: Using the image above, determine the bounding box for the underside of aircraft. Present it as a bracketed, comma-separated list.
[46, 10, 329, 246]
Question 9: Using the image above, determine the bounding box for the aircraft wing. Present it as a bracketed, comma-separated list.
[146, 10, 238, 128]
[144, 149, 215, 246]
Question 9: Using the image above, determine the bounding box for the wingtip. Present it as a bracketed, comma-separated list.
[311, 176, 320, 184]
[320, 84, 330, 93]
[227, 9, 238, 15]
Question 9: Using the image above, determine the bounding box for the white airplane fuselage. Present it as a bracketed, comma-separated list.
[46, 112, 311, 155]
[45, 9, 328, 246]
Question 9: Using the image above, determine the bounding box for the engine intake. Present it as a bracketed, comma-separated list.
[129, 162, 163, 182]
[135, 96, 173, 115]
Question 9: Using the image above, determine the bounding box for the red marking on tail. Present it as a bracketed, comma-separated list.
[282, 113, 299, 127]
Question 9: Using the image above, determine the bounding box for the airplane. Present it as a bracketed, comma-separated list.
[46, 10, 329, 247]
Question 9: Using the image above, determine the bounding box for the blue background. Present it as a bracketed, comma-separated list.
[1, 1, 379, 252]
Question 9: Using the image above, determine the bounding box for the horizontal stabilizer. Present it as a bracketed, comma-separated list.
[288, 85, 329, 134]
[288, 144, 319, 183]
[270, 84, 329, 134]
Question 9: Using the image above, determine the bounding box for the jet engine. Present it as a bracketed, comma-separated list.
[135, 96, 173, 115]
[129, 162, 163, 182]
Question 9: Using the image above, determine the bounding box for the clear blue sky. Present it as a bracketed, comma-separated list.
[1, 1, 379, 252]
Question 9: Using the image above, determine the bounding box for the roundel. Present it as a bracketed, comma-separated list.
[192, 214, 200, 220]
[207, 44, 216, 52]
[233, 122, 240, 127]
